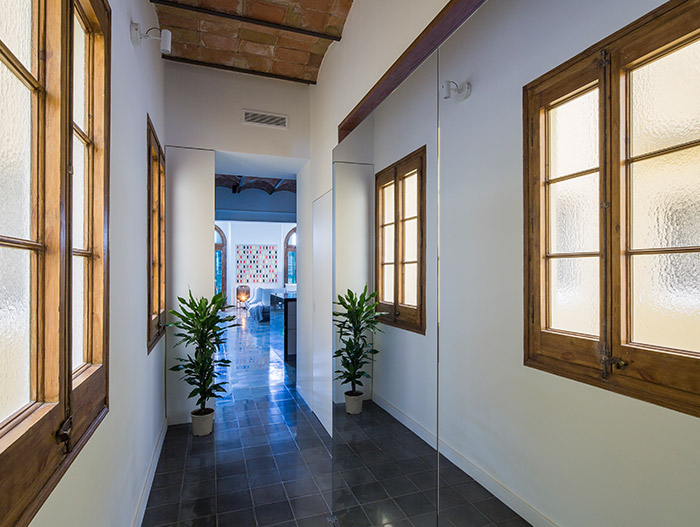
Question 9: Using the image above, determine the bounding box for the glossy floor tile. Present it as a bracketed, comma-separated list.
[142, 307, 531, 527]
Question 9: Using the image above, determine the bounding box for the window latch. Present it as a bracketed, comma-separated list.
[56, 416, 73, 449]
[600, 354, 628, 378]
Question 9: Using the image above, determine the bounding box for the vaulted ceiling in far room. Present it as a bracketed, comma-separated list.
[153, 0, 354, 84]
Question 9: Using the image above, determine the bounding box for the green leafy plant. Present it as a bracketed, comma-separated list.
[333, 285, 382, 396]
[169, 291, 238, 414]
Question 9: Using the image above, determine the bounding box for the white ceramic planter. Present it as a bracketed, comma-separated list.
[191, 408, 214, 436]
[345, 392, 363, 415]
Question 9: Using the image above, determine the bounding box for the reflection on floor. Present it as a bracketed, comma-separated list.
[142, 308, 531, 527]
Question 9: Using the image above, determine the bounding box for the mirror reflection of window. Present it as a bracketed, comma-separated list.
[285, 227, 297, 285]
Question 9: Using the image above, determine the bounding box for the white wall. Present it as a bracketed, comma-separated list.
[332, 161, 375, 404]
[30, 1, 167, 526]
[165, 61, 310, 159]
[436, 1, 700, 526]
[312, 192, 334, 434]
[216, 187, 296, 223]
[215, 220, 296, 301]
[165, 147, 215, 426]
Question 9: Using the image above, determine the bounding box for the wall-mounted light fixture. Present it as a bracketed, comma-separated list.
[130, 22, 172, 55]
[441, 80, 472, 101]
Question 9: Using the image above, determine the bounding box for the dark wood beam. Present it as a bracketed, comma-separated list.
[338, 0, 486, 142]
[163, 55, 316, 85]
[151, 0, 341, 42]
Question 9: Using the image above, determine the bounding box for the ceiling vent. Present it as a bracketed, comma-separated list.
[242, 110, 288, 129]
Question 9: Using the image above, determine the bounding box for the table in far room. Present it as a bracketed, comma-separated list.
[271, 292, 297, 363]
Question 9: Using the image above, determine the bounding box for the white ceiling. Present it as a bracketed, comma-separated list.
[215, 151, 307, 180]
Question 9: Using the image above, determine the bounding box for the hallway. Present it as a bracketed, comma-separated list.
[142, 309, 530, 527]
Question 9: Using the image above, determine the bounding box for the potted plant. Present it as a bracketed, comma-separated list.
[169, 290, 238, 436]
[333, 285, 382, 415]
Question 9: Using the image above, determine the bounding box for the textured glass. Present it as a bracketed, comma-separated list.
[0, 63, 33, 239]
[630, 146, 700, 249]
[549, 89, 599, 178]
[72, 134, 86, 249]
[382, 264, 394, 303]
[549, 173, 599, 253]
[159, 163, 166, 312]
[72, 256, 85, 370]
[73, 16, 86, 131]
[0, 246, 31, 423]
[382, 183, 394, 224]
[403, 218, 418, 261]
[403, 263, 417, 307]
[382, 224, 394, 263]
[632, 253, 700, 352]
[403, 172, 418, 218]
[549, 257, 599, 335]
[0, 0, 33, 68]
[631, 39, 700, 157]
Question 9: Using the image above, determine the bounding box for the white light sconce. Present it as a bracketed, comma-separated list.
[130, 22, 172, 55]
[441, 80, 472, 101]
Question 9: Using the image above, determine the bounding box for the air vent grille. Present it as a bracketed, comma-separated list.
[243, 110, 288, 129]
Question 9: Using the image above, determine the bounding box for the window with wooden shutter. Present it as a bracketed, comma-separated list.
[375, 146, 426, 334]
[147, 116, 166, 351]
[0, 0, 111, 524]
[524, 0, 700, 417]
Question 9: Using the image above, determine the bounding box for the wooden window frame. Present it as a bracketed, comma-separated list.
[215, 225, 227, 300]
[0, 0, 111, 525]
[284, 226, 296, 285]
[375, 146, 426, 335]
[147, 116, 166, 351]
[524, 0, 700, 418]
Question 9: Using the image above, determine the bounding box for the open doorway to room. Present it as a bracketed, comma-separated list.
[213, 150, 300, 394]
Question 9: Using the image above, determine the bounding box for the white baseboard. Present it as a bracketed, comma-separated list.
[371, 395, 557, 527]
[132, 419, 168, 527]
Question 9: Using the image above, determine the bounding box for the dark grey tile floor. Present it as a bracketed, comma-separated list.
[142, 308, 531, 527]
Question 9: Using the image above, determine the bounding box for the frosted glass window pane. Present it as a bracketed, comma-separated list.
[72, 134, 86, 249]
[631, 146, 700, 249]
[631, 39, 700, 157]
[403, 218, 418, 261]
[0, 0, 33, 69]
[73, 16, 86, 130]
[549, 257, 599, 335]
[631, 253, 700, 353]
[215, 228, 222, 244]
[403, 172, 418, 218]
[72, 256, 85, 370]
[382, 183, 394, 224]
[159, 163, 166, 312]
[403, 263, 417, 307]
[382, 264, 394, 303]
[0, 246, 31, 423]
[289, 232, 296, 246]
[0, 63, 32, 240]
[382, 224, 394, 263]
[549, 89, 599, 178]
[549, 172, 599, 253]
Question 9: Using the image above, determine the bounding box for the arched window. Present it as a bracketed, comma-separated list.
[215, 226, 227, 300]
[284, 227, 297, 285]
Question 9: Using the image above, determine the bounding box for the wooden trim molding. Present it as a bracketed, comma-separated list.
[338, 0, 486, 142]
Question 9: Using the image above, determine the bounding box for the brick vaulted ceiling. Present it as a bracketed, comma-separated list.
[153, 0, 353, 84]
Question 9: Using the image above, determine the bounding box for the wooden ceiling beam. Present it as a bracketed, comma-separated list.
[151, 0, 341, 42]
[163, 55, 316, 85]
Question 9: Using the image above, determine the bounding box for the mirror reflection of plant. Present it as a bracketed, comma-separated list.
[169, 291, 238, 414]
[333, 286, 383, 395]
